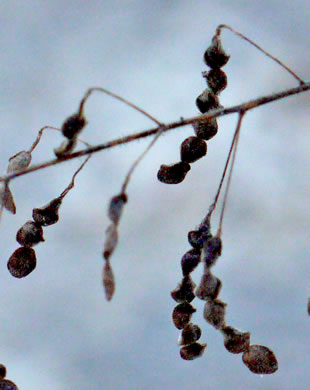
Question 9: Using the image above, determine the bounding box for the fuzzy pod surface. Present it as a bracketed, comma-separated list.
[7, 247, 37, 278]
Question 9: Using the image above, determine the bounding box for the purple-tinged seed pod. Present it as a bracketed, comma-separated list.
[221, 326, 251, 354]
[172, 302, 196, 330]
[171, 275, 196, 303]
[242, 345, 278, 374]
[180, 342, 207, 360]
[16, 221, 44, 247]
[203, 299, 227, 329]
[103, 224, 118, 260]
[178, 323, 202, 346]
[195, 271, 222, 300]
[7, 247, 37, 278]
[204, 35, 230, 69]
[0, 365, 6, 380]
[203, 235, 222, 268]
[0, 379, 19, 390]
[61, 113, 87, 139]
[108, 193, 128, 224]
[196, 89, 220, 113]
[7, 151, 32, 174]
[192, 117, 218, 140]
[157, 162, 191, 184]
[180, 136, 207, 164]
[203, 69, 228, 94]
[181, 248, 201, 276]
[32, 197, 62, 226]
[103, 260, 115, 301]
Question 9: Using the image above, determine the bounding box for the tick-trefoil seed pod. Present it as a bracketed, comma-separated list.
[0, 365, 6, 380]
[221, 326, 251, 354]
[180, 136, 207, 163]
[178, 323, 202, 345]
[103, 260, 115, 301]
[16, 221, 45, 247]
[108, 193, 128, 224]
[32, 197, 62, 226]
[0, 183, 16, 214]
[203, 235, 222, 268]
[103, 223, 118, 260]
[171, 275, 196, 303]
[204, 35, 230, 69]
[172, 302, 196, 330]
[61, 113, 87, 139]
[54, 138, 77, 158]
[7, 247, 37, 278]
[157, 162, 191, 184]
[192, 117, 218, 140]
[7, 151, 32, 173]
[196, 89, 220, 113]
[181, 248, 201, 276]
[188, 219, 212, 250]
[0, 379, 19, 390]
[195, 271, 222, 300]
[180, 342, 207, 360]
[203, 69, 228, 94]
[242, 345, 278, 374]
[203, 299, 227, 329]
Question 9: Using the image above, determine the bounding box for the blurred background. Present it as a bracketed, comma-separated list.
[0, 1, 309, 389]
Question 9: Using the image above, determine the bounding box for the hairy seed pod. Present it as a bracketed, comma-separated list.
[7, 247, 37, 278]
[0, 379, 19, 390]
[16, 221, 45, 247]
[180, 342, 207, 360]
[103, 260, 115, 301]
[203, 299, 227, 329]
[157, 162, 191, 184]
[61, 113, 87, 139]
[108, 193, 128, 224]
[7, 151, 32, 173]
[178, 323, 202, 346]
[180, 136, 207, 163]
[171, 275, 196, 303]
[172, 302, 196, 330]
[54, 138, 77, 158]
[0, 183, 16, 214]
[195, 271, 222, 300]
[203, 235, 222, 268]
[103, 224, 118, 260]
[196, 89, 219, 113]
[192, 117, 218, 140]
[221, 326, 251, 354]
[0, 365, 6, 380]
[181, 248, 201, 276]
[32, 197, 62, 226]
[188, 218, 212, 250]
[203, 69, 228, 94]
[204, 35, 230, 69]
[242, 345, 278, 374]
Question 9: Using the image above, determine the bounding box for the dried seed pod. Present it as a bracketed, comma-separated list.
[204, 35, 230, 69]
[103, 224, 118, 260]
[0, 183, 16, 214]
[32, 197, 62, 226]
[0, 379, 19, 390]
[181, 248, 201, 276]
[188, 219, 212, 250]
[108, 193, 128, 224]
[7, 151, 32, 173]
[54, 138, 77, 158]
[221, 326, 250, 354]
[180, 136, 207, 163]
[103, 260, 115, 301]
[196, 89, 220, 113]
[192, 117, 218, 140]
[0, 365, 6, 380]
[203, 69, 228, 94]
[172, 302, 196, 330]
[242, 345, 278, 374]
[203, 299, 227, 329]
[180, 342, 207, 360]
[171, 275, 196, 303]
[178, 323, 202, 345]
[61, 113, 87, 139]
[195, 271, 222, 300]
[157, 162, 191, 184]
[203, 235, 222, 268]
[16, 221, 45, 247]
[7, 247, 37, 278]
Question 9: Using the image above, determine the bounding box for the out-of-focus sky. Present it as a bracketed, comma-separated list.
[0, 1, 309, 389]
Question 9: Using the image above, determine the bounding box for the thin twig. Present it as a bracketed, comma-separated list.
[28, 126, 61, 153]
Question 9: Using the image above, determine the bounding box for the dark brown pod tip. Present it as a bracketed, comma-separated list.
[221, 326, 251, 354]
[157, 162, 191, 184]
[171, 275, 196, 303]
[180, 342, 207, 360]
[181, 248, 201, 276]
[61, 113, 87, 139]
[172, 302, 196, 330]
[7, 247, 37, 278]
[16, 221, 45, 247]
[0, 379, 19, 390]
[192, 117, 218, 141]
[178, 323, 202, 346]
[203, 299, 227, 329]
[0, 365, 6, 380]
[195, 271, 222, 300]
[203, 68, 228, 94]
[196, 89, 219, 113]
[108, 193, 128, 224]
[54, 138, 77, 158]
[32, 198, 62, 226]
[203, 235, 222, 268]
[242, 345, 278, 374]
[204, 35, 230, 69]
[180, 136, 207, 163]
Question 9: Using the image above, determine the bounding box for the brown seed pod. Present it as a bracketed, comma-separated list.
[171, 275, 196, 303]
[180, 342, 207, 360]
[203, 35, 230, 69]
[178, 323, 202, 346]
[103, 224, 118, 260]
[172, 302, 196, 330]
[54, 138, 77, 158]
[180, 136, 207, 163]
[203, 299, 227, 329]
[7, 247, 37, 278]
[7, 151, 32, 173]
[0, 379, 19, 390]
[0, 365, 6, 380]
[192, 117, 218, 140]
[203, 69, 228, 94]
[221, 326, 251, 354]
[32, 197, 62, 226]
[203, 235, 222, 268]
[103, 260, 115, 301]
[188, 218, 212, 249]
[0, 183, 16, 214]
[16, 221, 45, 247]
[195, 271, 222, 300]
[108, 193, 128, 224]
[196, 89, 220, 113]
[242, 345, 278, 374]
[157, 162, 191, 184]
[61, 113, 87, 139]
[181, 248, 201, 276]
